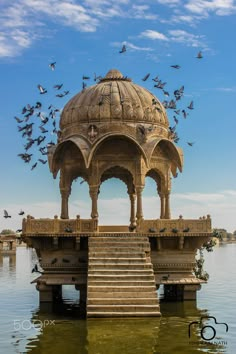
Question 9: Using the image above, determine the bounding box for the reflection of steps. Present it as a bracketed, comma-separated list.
[87, 236, 160, 317]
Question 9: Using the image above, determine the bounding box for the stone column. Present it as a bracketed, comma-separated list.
[129, 193, 136, 229]
[60, 188, 71, 219]
[164, 192, 171, 219]
[136, 186, 144, 222]
[159, 192, 165, 219]
[89, 186, 99, 220]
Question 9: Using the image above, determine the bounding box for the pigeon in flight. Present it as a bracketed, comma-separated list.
[171, 65, 181, 69]
[18, 210, 25, 216]
[37, 84, 47, 94]
[49, 62, 56, 70]
[196, 51, 203, 59]
[187, 141, 195, 146]
[3, 210, 11, 218]
[187, 101, 194, 110]
[53, 84, 63, 90]
[142, 73, 150, 81]
[119, 44, 126, 53]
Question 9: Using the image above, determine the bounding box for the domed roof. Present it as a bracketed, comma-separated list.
[59, 69, 169, 136]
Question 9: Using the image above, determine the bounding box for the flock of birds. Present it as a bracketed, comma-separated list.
[15, 47, 202, 170]
[7, 48, 203, 229]
[119, 44, 203, 147]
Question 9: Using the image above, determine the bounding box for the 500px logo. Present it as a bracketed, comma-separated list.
[13, 319, 55, 331]
[188, 316, 228, 341]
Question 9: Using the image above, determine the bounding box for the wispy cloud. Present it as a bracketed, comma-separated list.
[111, 41, 153, 52]
[185, 0, 236, 17]
[169, 29, 206, 47]
[139, 30, 169, 41]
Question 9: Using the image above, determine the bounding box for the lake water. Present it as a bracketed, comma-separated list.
[0, 243, 235, 354]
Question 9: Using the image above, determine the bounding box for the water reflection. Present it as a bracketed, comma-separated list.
[0, 247, 232, 354]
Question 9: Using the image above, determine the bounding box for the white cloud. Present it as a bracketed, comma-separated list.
[169, 29, 206, 47]
[140, 29, 169, 41]
[185, 0, 236, 16]
[1, 189, 236, 233]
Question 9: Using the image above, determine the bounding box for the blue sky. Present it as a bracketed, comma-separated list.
[0, 0, 236, 232]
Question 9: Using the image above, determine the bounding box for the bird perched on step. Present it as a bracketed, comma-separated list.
[183, 227, 190, 232]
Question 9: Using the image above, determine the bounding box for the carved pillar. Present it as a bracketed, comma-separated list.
[129, 193, 136, 228]
[136, 186, 144, 222]
[60, 188, 71, 219]
[89, 186, 99, 220]
[159, 192, 165, 219]
[164, 192, 171, 219]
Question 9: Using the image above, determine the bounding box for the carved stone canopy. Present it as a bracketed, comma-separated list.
[59, 69, 169, 141]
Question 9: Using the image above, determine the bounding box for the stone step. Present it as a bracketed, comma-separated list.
[88, 263, 153, 269]
[88, 274, 155, 281]
[87, 311, 161, 318]
[89, 258, 148, 264]
[89, 252, 146, 258]
[88, 242, 150, 248]
[88, 269, 154, 275]
[88, 285, 156, 292]
[87, 305, 160, 312]
[87, 298, 159, 305]
[89, 237, 149, 242]
[88, 247, 150, 253]
[88, 291, 158, 298]
[88, 280, 156, 286]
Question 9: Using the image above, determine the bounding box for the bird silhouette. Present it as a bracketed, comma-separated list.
[149, 228, 157, 233]
[162, 274, 169, 281]
[119, 44, 126, 53]
[38, 159, 47, 164]
[53, 84, 63, 90]
[62, 258, 70, 263]
[51, 258, 58, 264]
[187, 142, 194, 146]
[159, 227, 166, 232]
[171, 65, 181, 69]
[187, 101, 194, 110]
[183, 227, 190, 232]
[142, 73, 150, 81]
[49, 62, 56, 70]
[196, 51, 203, 59]
[18, 210, 25, 216]
[31, 162, 37, 170]
[37, 84, 47, 94]
[3, 210, 11, 218]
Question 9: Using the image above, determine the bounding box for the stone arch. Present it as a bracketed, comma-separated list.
[50, 136, 89, 178]
[87, 133, 148, 169]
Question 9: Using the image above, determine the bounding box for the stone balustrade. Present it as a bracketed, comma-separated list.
[137, 215, 212, 235]
[22, 215, 98, 235]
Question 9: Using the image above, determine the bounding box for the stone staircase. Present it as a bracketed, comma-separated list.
[87, 235, 160, 317]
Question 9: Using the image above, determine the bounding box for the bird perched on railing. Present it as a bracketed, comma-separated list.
[162, 274, 169, 281]
[172, 228, 178, 233]
[159, 227, 166, 233]
[149, 228, 157, 233]
[31, 264, 42, 274]
[183, 227, 190, 232]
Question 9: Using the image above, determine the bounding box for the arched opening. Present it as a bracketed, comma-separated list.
[143, 175, 160, 219]
[70, 177, 90, 219]
[98, 166, 135, 228]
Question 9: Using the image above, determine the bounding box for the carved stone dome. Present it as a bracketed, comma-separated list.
[59, 69, 169, 139]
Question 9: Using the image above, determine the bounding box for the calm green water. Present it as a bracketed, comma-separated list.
[0, 244, 235, 354]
